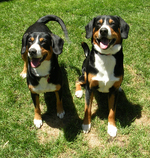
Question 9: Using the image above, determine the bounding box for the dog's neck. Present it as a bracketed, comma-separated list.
[31, 60, 51, 77]
[93, 43, 122, 55]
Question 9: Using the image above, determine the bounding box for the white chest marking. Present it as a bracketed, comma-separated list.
[33, 77, 57, 94]
[32, 60, 51, 77]
[92, 53, 119, 93]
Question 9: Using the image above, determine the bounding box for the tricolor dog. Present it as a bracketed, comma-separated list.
[20, 15, 68, 128]
[75, 15, 129, 137]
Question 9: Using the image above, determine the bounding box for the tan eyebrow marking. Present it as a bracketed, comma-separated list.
[30, 37, 34, 41]
[109, 19, 114, 24]
[39, 38, 44, 42]
[99, 19, 103, 24]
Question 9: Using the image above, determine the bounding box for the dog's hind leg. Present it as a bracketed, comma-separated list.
[75, 70, 86, 98]
[55, 90, 65, 119]
[31, 93, 42, 128]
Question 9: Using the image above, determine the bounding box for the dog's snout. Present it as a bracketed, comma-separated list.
[100, 28, 108, 36]
[29, 48, 37, 56]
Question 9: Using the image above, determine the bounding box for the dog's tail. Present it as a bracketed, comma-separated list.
[37, 15, 69, 41]
[81, 42, 90, 57]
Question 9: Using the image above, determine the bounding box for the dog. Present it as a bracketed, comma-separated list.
[20, 15, 68, 128]
[75, 15, 129, 137]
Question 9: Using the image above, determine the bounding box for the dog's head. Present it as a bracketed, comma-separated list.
[85, 15, 129, 53]
[21, 31, 64, 68]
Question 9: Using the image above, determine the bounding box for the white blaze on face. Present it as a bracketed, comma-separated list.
[100, 19, 112, 38]
[28, 36, 42, 58]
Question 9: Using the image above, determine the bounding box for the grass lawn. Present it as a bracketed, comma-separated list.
[0, 0, 150, 157]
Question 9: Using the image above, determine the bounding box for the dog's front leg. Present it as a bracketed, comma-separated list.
[82, 88, 93, 133]
[31, 92, 42, 128]
[20, 52, 28, 79]
[55, 90, 65, 119]
[107, 89, 119, 137]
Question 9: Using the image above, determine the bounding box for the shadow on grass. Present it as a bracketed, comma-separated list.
[42, 64, 82, 142]
[0, 0, 12, 2]
[92, 89, 142, 128]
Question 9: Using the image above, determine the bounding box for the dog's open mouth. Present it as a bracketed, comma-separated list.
[97, 38, 116, 50]
[30, 54, 47, 68]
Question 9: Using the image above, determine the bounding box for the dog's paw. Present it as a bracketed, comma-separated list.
[20, 72, 27, 79]
[119, 87, 122, 92]
[75, 90, 83, 98]
[34, 119, 42, 128]
[57, 111, 65, 119]
[82, 123, 91, 134]
[107, 123, 117, 137]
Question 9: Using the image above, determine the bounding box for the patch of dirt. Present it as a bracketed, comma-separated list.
[58, 149, 77, 158]
[107, 134, 130, 148]
[125, 65, 144, 85]
[135, 113, 150, 126]
[37, 123, 60, 144]
[85, 128, 104, 149]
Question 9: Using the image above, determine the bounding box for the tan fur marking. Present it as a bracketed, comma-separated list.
[108, 94, 116, 126]
[75, 72, 86, 92]
[34, 94, 42, 120]
[55, 84, 61, 92]
[30, 37, 34, 41]
[113, 75, 123, 89]
[83, 92, 94, 125]
[93, 28, 99, 46]
[39, 38, 44, 42]
[99, 19, 103, 24]
[109, 19, 113, 24]
[88, 73, 99, 89]
[20, 48, 28, 76]
[41, 46, 53, 61]
[75, 82, 83, 92]
[28, 85, 36, 94]
[55, 91, 64, 114]
[109, 27, 121, 44]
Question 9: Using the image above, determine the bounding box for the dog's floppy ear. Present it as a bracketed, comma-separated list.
[51, 33, 64, 55]
[116, 16, 130, 39]
[85, 18, 95, 39]
[21, 33, 29, 54]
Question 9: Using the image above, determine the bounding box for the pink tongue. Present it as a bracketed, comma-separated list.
[31, 58, 41, 68]
[100, 38, 109, 49]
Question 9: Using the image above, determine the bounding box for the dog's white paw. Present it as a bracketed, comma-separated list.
[75, 90, 83, 98]
[57, 111, 65, 119]
[34, 119, 42, 128]
[107, 123, 117, 137]
[20, 72, 27, 79]
[82, 123, 91, 134]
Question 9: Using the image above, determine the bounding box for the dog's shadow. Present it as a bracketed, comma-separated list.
[42, 64, 82, 142]
[92, 89, 142, 128]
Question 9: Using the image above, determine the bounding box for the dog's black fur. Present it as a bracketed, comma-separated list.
[20, 15, 68, 128]
[75, 15, 129, 137]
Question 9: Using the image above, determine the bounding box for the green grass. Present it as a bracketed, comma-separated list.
[0, 0, 150, 157]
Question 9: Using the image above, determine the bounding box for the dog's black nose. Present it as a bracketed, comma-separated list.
[100, 28, 108, 36]
[29, 48, 37, 56]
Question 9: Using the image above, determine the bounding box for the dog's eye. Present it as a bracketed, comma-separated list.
[40, 40, 46, 45]
[96, 22, 102, 27]
[109, 21, 115, 26]
[28, 38, 34, 43]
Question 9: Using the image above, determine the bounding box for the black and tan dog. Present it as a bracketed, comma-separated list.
[75, 15, 129, 137]
[20, 15, 68, 128]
